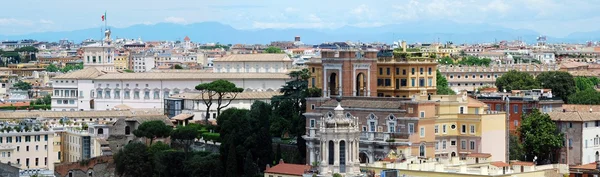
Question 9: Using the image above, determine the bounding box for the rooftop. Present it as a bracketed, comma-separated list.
[53, 67, 104, 79]
[170, 91, 282, 100]
[264, 161, 310, 176]
[0, 110, 163, 119]
[93, 72, 290, 80]
[214, 54, 292, 62]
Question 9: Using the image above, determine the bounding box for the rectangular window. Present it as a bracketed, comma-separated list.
[419, 78, 425, 87]
[442, 125, 447, 133]
[400, 79, 407, 87]
[134, 91, 140, 99]
[388, 122, 396, 132]
[105, 90, 110, 99]
[513, 105, 518, 113]
[428, 68, 432, 75]
[310, 119, 315, 128]
[460, 107, 464, 114]
[395, 68, 400, 75]
[569, 138, 573, 148]
[114, 90, 120, 99]
[461, 140, 466, 149]
[369, 121, 375, 132]
[379, 68, 383, 75]
[384, 79, 391, 87]
[420, 127, 425, 137]
[428, 78, 432, 87]
[470, 125, 475, 134]
[442, 141, 447, 149]
[434, 125, 439, 134]
[461, 125, 466, 134]
[144, 91, 150, 99]
[435, 141, 439, 150]
[386, 68, 390, 75]
[25, 136, 30, 142]
[420, 111, 425, 118]
[311, 78, 315, 87]
[164, 91, 170, 98]
[96, 90, 102, 99]
[408, 123, 415, 134]
[411, 78, 415, 87]
[470, 141, 476, 150]
[411, 68, 415, 75]
[395, 79, 400, 89]
[377, 79, 383, 87]
[451, 141, 456, 146]
[154, 91, 160, 99]
[420, 68, 423, 75]
[402, 69, 406, 75]
[124, 91, 130, 99]
[475, 108, 480, 115]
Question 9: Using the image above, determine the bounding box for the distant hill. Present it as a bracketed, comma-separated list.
[0, 21, 593, 44]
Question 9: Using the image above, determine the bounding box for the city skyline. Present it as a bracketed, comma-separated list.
[1, 0, 599, 38]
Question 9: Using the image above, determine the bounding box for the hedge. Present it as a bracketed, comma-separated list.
[201, 132, 221, 143]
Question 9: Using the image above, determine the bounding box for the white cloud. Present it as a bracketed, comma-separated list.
[307, 14, 322, 22]
[39, 19, 54, 24]
[252, 21, 338, 29]
[0, 18, 34, 26]
[164, 16, 186, 24]
[481, 0, 510, 14]
[352, 4, 369, 15]
[284, 7, 298, 13]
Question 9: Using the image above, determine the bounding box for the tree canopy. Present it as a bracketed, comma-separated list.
[170, 124, 199, 152]
[195, 79, 243, 119]
[114, 142, 153, 177]
[46, 63, 59, 72]
[574, 77, 600, 92]
[536, 71, 575, 102]
[265, 46, 283, 53]
[519, 109, 563, 164]
[133, 120, 173, 145]
[13, 81, 32, 90]
[509, 134, 525, 161]
[174, 64, 183, 69]
[495, 70, 540, 92]
[436, 69, 455, 95]
[438, 56, 455, 65]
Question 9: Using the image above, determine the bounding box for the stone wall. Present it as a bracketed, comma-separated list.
[54, 155, 115, 177]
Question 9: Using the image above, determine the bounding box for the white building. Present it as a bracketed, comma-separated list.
[213, 54, 293, 73]
[0, 128, 56, 170]
[532, 52, 556, 64]
[131, 53, 155, 72]
[51, 68, 290, 111]
[166, 91, 281, 121]
[82, 30, 116, 72]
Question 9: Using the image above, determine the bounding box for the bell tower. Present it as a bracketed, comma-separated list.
[318, 97, 361, 176]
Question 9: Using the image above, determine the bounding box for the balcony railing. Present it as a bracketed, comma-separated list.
[360, 132, 410, 142]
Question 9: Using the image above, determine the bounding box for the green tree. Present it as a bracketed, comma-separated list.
[174, 64, 183, 69]
[13, 81, 32, 90]
[568, 89, 600, 104]
[458, 56, 492, 66]
[438, 56, 454, 65]
[265, 46, 283, 53]
[123, 69, 134, 73]
[249, 101, 274, 171]
[154, 150, 187, 177]
[195, 79, 243, 119]
[171, 124, 199, 152]
[536, 71, 575, 102]
[575, 77, 600, 92]
[148, 141, 171, 156]
[46, 63, 59, 72]
[436, 69, 455, 95]
[81, 122, 88, 130]
[519, 109, 563, 164]
[42, 95, 51, 105]
[495, 70, 540, 92]
[3, 52, 20, 64]
[509, 134, 525, 161]
[185, 152, 222, 177]
[243, 151, 259, 177]
[226, 141, 238, 177]
[133, 120, 173, 145]
[114, 142, 153, 177]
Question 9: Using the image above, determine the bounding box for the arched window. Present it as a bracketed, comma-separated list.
[419, 143, 426, 157]
[97, 128, 104, 135]
[328, 141, 334, 165]
[125, 126, 131, 135]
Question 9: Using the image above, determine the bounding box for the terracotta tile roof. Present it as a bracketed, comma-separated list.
[214, 54, 292, 62]
[571, 162, 597, 170]
[561, 104, 600, 112]
[511, 161, 535, 166]
[0, 101, 30, 107]
[94, 72, 290, 80]
[172, 113, 194, 121]
[53, 67, 103, 79]
[490, 161, 510, 167]
[467, 97, 486, 107]
[547, 112, 583, 122]
[264, 162, 310, 176]
[0, 110, 163, 119]
[467, 153, 491, 158]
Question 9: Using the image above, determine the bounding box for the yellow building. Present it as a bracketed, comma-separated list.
[415, 91, 507, 162]
[306, 49, 437, 98]
[114, 53, 129, 70]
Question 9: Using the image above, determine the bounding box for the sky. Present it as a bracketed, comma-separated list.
[1, 0, 599, 37]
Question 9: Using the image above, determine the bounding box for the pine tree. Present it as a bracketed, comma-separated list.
[226, 142, 238, 177]
[243, 151, 259, 177]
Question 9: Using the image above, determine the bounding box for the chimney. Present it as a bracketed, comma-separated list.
[401, 41, 407, 52]
[279, 159, 285, 164]
[295, 36, 301, 42]
[266, 164, 270, 170]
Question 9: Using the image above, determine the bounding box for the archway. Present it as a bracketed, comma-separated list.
[356, 72, 366, 96]
[451, 152, 456, 157]
[359, 152, 369, 163]
[329, 73, 337, 96]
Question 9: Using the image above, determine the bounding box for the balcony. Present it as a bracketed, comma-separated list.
[360, 132, 410, 143]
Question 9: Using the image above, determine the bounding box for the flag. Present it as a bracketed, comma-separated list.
[101, 12, 106, 21]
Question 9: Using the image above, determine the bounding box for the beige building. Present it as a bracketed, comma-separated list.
[0, 128, 56, 170]
[212, 54, 293, 73]
[439, 64, 560, 92]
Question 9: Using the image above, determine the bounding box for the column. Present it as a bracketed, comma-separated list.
[321, 141, 327, 165]
[309, 142, 315, 164]
[367, 68, 371, 96]
[323, 68, 327, 97]
[338, 68, 342, 96]
[355, 140, 360, 163]
[368, 145, 374, 163]
[334, 141, 339, 166]
[352, 67, 356, 96]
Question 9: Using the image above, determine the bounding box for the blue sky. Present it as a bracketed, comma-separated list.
[1, 0, 599, 37]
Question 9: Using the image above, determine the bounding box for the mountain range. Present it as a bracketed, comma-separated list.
[0, 21, 598, 44]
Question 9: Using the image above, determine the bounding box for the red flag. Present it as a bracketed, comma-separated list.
[101, 15, 105, 21]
